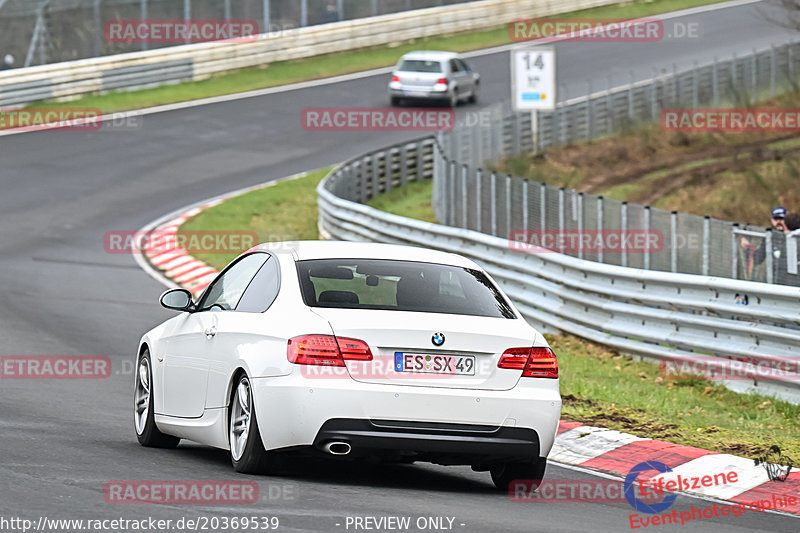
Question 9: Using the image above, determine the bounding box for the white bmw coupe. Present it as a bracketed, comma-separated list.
[134, 241, 561, 490]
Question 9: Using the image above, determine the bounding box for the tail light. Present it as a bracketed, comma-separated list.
[287, 334, 372, 366]
[498, 347, 558, 378]
[391, 75, 400, 82]
[436, 77, 448, 85]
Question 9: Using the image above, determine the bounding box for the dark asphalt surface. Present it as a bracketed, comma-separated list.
[0, 1, 798, 531]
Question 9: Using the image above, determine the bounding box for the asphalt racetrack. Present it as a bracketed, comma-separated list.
[0, 1, 798, 531]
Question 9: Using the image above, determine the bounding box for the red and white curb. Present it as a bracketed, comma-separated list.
[142, 201, 222, 297]
[133, 170, 310, 297]
[552, 421, 798, 515]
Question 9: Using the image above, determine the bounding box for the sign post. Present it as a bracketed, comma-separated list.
[511, 46, 556, 153]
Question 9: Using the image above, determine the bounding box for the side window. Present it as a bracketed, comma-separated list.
[198, 253, 268, 311]
[449, 59, 461, 73]
[236, 256, 281, 313]
[456, 59, 470, 72]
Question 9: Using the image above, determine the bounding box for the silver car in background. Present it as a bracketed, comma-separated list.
[388, 51, 480, 107]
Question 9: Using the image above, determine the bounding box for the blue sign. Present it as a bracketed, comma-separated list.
[624, 461, 677, 514]
[394, 352, 404, 371]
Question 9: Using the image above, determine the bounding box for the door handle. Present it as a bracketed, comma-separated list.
[205, 326, 217, 338]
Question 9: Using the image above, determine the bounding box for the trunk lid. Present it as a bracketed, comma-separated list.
[312, 308, 536, 391]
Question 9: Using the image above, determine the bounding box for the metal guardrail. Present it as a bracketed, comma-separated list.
[0, 0, 484, 67]
[0, 0, 621, 106]
[435, 40, 800, 286]
[318, 140, 800, 403]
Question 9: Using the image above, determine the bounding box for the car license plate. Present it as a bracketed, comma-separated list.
[394, 352, 475, 375]
[404, 90, 427, 97]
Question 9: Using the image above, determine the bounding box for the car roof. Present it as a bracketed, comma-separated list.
[249, 240, 481, 269]
[399, 50, 460, 62]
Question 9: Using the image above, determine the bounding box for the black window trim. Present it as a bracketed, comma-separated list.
[235, 253, 282, 313]
[195, 251, 270, 312]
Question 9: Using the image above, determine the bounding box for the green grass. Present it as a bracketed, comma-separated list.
[366, 180, 437, 223]
[552, 336, 800, 460]
[178, 168, 329, 270]
[31, 0, 726, 114]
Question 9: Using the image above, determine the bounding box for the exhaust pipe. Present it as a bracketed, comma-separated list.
[323, 441, 352, 455]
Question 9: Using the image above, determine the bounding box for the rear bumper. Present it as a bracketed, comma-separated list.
[249, 374, 561, 461]
[313, 418, 540, 464]
[389, 87, 449, 100]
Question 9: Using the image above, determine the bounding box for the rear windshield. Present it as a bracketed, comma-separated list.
[398, 59, 444, 73]
[296, 259, 515, 319]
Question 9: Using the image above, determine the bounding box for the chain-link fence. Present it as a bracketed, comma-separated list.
[433, 40, 800, 286]
[0, 0, 475, 67]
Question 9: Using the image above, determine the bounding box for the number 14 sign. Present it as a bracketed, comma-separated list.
[511, 46, 556, 111]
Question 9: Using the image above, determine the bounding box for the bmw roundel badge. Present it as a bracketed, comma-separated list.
[431, 332, 445, 346]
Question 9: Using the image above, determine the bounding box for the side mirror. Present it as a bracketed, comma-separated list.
[160, 288, 194, 312]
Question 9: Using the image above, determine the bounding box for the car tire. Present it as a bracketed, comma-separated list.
[449, 90, 458, 108]
[490, 457, 547, 492]
[229, 374, 279, 474]
[134, 349, 181, 448]
[390, 96, 402, 106]
[469, 84, 479, 104]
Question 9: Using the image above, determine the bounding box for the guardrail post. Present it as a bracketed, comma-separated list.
[301, 0, 308, 27]
[371, 152, 380, 199]
[692, 61, 699, 109]
[577, 192, 584, 260]
[461, 164, 468, 229]
[140, 0, 149, 51]
[558, 187, 565, 235]
[490, 171, 497, 236]
[751, 48, 757, 93]
[448, 161, 456, 227]
[522, 180, 529, 233]
[597, 196, 604, 264]
[628, 71, 634, 122]
[606, 76, 613, 135]
[771, 45, 777, 97]
[540, 182, 547, 231]
[399, 145, 409, 188]
[731, 223, 739, 279]
[587, 80, 594, 140]
[506, 175, 512, 239]
[712, 57, 719, 107]
[416, 140, 425, 182]
[263, 0, 270, 36]
[650, 69, 658, 120]
[512, 113, 522, 155]
[670, 211, 678, 273]
[360, 157, 369, 204]
[93, 0, 102, 58]
[184, 0, 191, 44]
[765, 228, 774, 284]
[476, 169, 483, 233]
[371, 0, 378, 16]
[621, 201, 628, 267]
[644, 206, 651, 270]
[702, 216, 710, 276]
